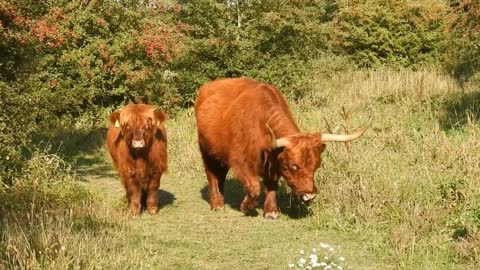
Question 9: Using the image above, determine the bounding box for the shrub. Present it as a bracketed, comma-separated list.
[445, 0, 480, 81]
[325, 0, 449, 67]
[174, 0, 335, 101]
[0, 82, 39, 183]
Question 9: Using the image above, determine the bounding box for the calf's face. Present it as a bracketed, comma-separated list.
[276, 134, 326, 202]
[109, 105, 166, 150]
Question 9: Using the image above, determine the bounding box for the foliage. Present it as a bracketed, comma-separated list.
[174, 0, 332, 102]
[324, 0, 449, 67]
[446, 0, 480, 81]
[0, 82, 39, 182]
[0, 0, 187, 115]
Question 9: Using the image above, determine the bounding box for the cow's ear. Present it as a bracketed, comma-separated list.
[109, 110, 121, 128]
[318, 143, 326, 154]
[153, 109, 167, 126]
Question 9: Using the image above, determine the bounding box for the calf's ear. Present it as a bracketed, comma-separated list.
[109, 110, 121, 128]
[153, 109, 167, 126]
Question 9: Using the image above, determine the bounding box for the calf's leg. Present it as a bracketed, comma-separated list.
[146, 173, 161, 214]
[126, 181, 142, 216]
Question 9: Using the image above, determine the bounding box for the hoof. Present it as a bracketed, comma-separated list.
[210, 205, 225, 211]
[147, 208, 158, 215]
[264, 211, 279, 219]
[240, 200, 258, 214]
[130, 207, 141, 216]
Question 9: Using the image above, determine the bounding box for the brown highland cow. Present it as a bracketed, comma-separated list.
[195, 78, 366, 219]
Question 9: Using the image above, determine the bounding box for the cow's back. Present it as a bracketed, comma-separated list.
[195, 78, 296, 166]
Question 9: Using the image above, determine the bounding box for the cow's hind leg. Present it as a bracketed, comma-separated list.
[200, 147, 228, 211]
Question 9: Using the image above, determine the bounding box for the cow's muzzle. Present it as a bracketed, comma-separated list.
[132, 139, 145, 148]
[301, 193, 316, 202]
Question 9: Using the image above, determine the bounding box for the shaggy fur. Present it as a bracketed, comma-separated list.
[195, 78, 327, 219]
[106, 104, 167, 215]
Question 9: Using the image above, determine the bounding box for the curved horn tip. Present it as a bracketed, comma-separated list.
[276, 138, 291, 148]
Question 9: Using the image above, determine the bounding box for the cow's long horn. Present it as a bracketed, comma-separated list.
[266, 124, 277, 148]
[266, 124, 290, 149]
[321, 127, 367, 142]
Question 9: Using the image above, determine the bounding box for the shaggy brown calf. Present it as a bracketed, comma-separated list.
[106, 104, 167, 215]
[195, 78, 366, 219]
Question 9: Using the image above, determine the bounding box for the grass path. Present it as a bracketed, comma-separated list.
[76, 110, 388, 270]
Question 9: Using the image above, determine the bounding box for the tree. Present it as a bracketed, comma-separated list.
[0, 0, 188, 181]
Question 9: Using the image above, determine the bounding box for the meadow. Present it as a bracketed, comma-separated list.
[1, 68, 479, 269]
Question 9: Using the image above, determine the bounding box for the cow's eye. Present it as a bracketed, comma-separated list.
[290, 164, 298, 171]
[146, 118, 152, 126]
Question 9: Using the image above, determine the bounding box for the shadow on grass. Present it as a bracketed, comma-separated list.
[439, 91, 480, 130]
[199, 178, 312, 219]
[117, 189, 176, 214]
[157, 189, 176, 209]
[32, 127, 113, 179]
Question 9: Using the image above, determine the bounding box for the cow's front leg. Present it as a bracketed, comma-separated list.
[263, 177, 279, 219]
[240, 175, 261, 215]
[146, 173, 161, 214]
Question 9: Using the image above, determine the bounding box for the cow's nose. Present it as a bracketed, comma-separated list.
[301, 193, 316, 202]
[132, 140, 145, 148]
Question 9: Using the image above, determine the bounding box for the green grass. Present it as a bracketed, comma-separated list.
[1, 68, 480, 269]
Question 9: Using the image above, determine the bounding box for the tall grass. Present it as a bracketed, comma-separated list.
[295, 67, 480, 268]
[0, 149, 119, 269]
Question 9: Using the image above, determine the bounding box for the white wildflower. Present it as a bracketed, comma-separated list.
[324, 256, 329, 260]
[319, 262, 327, 267]
[299, 258, 306, 265]
[300, 250, 305, 255]
[337, 266, 343, 270]
[339, 256, 345, 262]
[312, 248, 317, 253]
[320, 243, 329, 249]
[288, 263, 295, 268]
[328, 247, 335, 252]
